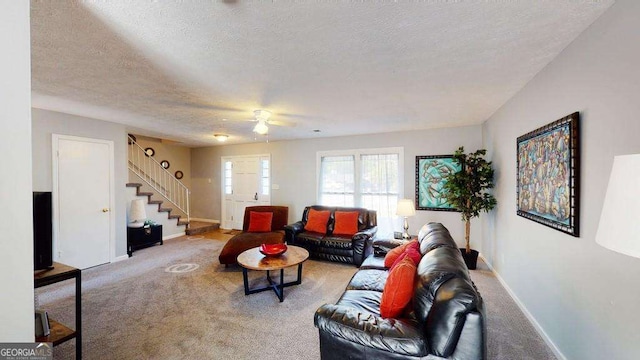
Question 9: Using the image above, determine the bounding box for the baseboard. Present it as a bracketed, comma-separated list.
[163, 232, 185, 241]
[112, 254, 129, 263]
[479, 254, 566, 360]
[189, 217, 220, 223]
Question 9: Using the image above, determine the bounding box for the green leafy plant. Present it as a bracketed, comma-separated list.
[442, 147, 497, 253]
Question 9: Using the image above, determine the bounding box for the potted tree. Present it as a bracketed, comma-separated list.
[442, 147, 497, 269]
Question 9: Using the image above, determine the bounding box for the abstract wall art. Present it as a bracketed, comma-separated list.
[516, 112, 580, 236]
[415, 155, 461, 211]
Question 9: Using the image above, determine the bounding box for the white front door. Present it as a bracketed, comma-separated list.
[222, 155, 270, 230]
[53, 135, 114, 269]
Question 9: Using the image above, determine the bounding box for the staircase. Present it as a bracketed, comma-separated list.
[127, 135, 190, 231]
[126, 183, 189, 226]
[127, 135, 219, 235]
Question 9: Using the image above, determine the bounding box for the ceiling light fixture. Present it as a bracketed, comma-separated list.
[214, 134, 229, 142]
[254, 110, 272, 121]
[253, 120, 269, 135]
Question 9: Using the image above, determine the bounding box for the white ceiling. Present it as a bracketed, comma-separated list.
[30, 0, 614, 147]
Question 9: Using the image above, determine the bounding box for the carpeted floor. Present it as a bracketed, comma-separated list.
[37, 231, 557, 359]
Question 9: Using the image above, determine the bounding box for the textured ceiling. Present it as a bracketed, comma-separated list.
[30, 0, 614, 147]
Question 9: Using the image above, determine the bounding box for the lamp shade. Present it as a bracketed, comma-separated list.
[396, 199, 416, 217]
[595, 154, 640, 258]
[130, 199, 147, 223]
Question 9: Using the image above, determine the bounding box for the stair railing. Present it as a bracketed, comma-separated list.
[127, 135, 190, 223]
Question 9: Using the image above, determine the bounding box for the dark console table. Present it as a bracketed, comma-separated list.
[127, 224, 163, 256]
[34, 262, 81, 359]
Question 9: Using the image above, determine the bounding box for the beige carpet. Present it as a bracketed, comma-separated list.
[37, 231, 556, 359]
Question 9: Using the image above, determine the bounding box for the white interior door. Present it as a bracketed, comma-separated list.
[53, 135, 114, 269]
[222, 155, 270, 230]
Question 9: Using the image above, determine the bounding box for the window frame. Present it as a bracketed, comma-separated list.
[316, 147, 404, 206]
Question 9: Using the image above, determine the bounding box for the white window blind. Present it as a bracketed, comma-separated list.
[317, 148, 403, 236]
[319, 155, 355, 206]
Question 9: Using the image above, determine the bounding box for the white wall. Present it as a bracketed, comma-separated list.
[0, 0, 33, 341]
[481, 0, 640, 358]
[32, 109, 129, 257]
[192, 125, 483, 245]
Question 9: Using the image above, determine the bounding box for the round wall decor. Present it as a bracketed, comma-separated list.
[144, 147, 155, 157]
[175, 170, 184, 179]
[160, 160, 170, 169]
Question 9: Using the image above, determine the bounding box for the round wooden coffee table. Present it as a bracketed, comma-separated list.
[237, 245, 309, 302]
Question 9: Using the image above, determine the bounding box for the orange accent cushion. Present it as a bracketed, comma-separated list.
[390, 246, 422, 270]
[247, 211, 273, 232]
[333, 211, 360, 236]
[304, 209, 331, 234]
[384, 240, 418, 268]
[380, 257, 417, 318]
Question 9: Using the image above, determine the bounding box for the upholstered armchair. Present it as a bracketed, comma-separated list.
[284, 205, 377, 266]
[218, 206, 289, 266]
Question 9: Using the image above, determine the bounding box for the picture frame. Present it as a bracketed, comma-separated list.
[516, 112, 580, 237]
[415, 155, 461, 211]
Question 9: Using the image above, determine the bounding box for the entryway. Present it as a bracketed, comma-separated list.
[221, 154, 270, 230]
[52, 134, 114, 269]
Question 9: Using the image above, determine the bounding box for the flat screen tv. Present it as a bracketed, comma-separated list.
[33, 191, 53, 270]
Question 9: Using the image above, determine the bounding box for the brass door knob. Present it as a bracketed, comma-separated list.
[102, 208, 109, 212]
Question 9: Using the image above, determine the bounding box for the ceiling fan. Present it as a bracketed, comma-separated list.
[250, 109, 295, 135]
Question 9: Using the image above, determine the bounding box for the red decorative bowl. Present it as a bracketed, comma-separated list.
[260, 243, 287, 257]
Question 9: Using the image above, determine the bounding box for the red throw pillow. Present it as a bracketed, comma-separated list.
[247, 211, 273, 232]
[391, 246, 422, 270]
[407, 239, 420, 253]
[384, 240, 418, 268]
[304, 209, 331, 234]
[333, 211, 359, 236]
[380, 257, 417, 318]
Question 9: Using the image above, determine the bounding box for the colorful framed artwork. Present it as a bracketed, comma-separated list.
[415, 155, 461, 211]
[516, 112, 580, 237]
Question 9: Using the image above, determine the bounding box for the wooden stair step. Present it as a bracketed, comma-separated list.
[126, 183, 142, 188]
[185, 222, 219, 235]
[177, 221, 189, 226]
[148, 200, 163, 205]
[158, 208, 172, 213]
[168, 214, 180, 219]
[138, 192, 153, 197]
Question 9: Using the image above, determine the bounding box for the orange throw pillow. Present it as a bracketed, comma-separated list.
[384, 240, 418, 268]
[380, 257, 417, 318]
[304, 209, 331, 234]
[333, 211, 359, 236]
[390, 246, 422, 270]
[247, 211, 273, 232]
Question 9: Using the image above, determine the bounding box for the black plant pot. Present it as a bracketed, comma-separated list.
[459, 248, 479, 270]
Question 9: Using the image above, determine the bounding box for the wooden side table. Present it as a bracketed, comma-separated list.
[34, 262, 81, 359]
[237, 246, 309, 302]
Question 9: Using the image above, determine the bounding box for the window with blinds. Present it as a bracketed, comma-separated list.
[317, 148, 403, 236]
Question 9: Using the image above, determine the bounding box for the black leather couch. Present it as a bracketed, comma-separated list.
[284, 206, 377, 266]
[314, 222, 486, 359]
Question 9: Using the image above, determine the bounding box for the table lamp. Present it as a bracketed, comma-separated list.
[396, 198, 416, 240]
[595, 154, 640, 258]
[129, 199, 147, 228]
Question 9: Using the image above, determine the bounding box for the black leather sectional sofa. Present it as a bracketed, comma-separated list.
[284, 205, 377, 266]
[314, 222, 486, 359]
